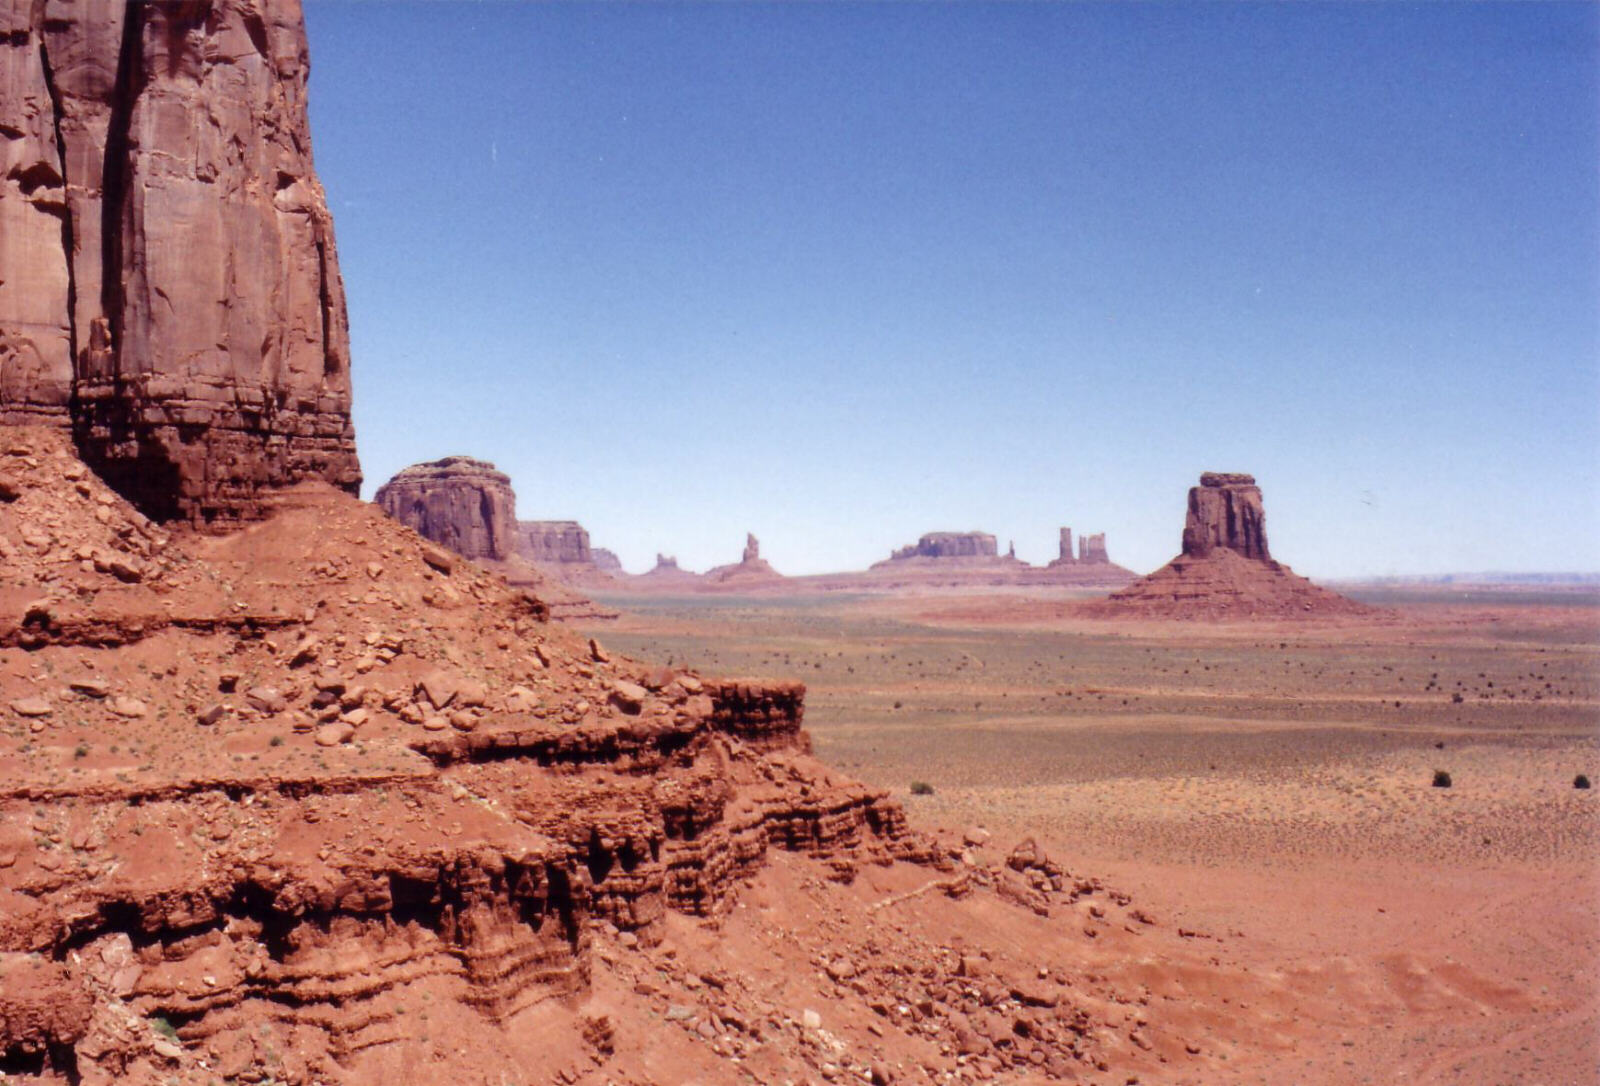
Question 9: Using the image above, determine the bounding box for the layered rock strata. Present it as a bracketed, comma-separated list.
[0, 0, 359, 526]
[0, 426, 933, 1081]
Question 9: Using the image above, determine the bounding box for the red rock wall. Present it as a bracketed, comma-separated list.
[1181, 472, 1270, 560]
[375, 457, 519, 562]
[889, 532, 998, 560]
[0, 0, 358, 525]
[520, 520, 592, 565]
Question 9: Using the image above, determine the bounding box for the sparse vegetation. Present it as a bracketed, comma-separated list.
[150, 1015, 179, 1041]
[1576, 774, 1591, 790]
[1432, 769, 1452, 789]
[909, 781, 935, 796]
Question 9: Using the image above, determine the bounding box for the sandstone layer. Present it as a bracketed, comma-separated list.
[0, 0, 359, 526]
[1094, 472, 1372, 620]
[883, 531, 999, 563]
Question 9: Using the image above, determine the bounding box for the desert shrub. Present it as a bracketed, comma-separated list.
[1432, 769, 1452, 789]
[73, 743, 88, 759]
[909, 781, 935, 796]
[1575, 774, 1591, 790]
[1451, 692, 1464, 704]
[151, 1016, 179, 1041]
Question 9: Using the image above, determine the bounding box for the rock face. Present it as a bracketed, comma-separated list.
[1057, 528, 1075, 564]
[521, 520, 592, 565]
[743, 532, 761, 564]
[1078, 533, 1110, 564]
[1182, 472, 1269, 560]
[591, 547, 622, 572]
[0, 0, 359, 526]
[374, 458, 518, 561]
[1094, 472, 1371, 620]
[887, 532, 998, 561]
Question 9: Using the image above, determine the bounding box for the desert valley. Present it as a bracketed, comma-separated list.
[1, 3, 1595, 1086]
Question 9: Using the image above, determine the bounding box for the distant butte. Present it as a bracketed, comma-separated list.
[373, 457, 616, 619]
[1093, 473, 1373, 620]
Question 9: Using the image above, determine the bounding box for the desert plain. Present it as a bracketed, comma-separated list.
[592, 585, 1600, 1084]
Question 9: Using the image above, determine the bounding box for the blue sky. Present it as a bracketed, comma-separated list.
[303, 2, 1598, 578]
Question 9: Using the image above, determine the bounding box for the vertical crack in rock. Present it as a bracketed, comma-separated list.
[35, 35, 76, 372]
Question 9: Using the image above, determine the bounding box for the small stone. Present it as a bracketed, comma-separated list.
[589, 638, 610, 664]
[420, 543, 454, 574]
[107, 696, 148, 719]
[68, 678, 110, 699]
[340, 707, 369, 727]
[422, 715, 449, 731]
[315, 722, 354, 747]
[801, 1008, 822, 1031]
[10, 697, 52, 718]
[449, 709, 477, 732]
[963, 826, 991, 848]
[609, 681, 648, 714]
[245, 687, 287, 714]
[197, 704, 226, 726]
[0, 475, 19, 502]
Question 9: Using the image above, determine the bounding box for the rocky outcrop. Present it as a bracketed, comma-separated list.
[706, 532, 783, 586]
[591, 547, 622, 572]
[374, 457, 518, 562]
[1094, 472, 1372, 620]
[0, 427, 936, 1081]
[0, 0, 359, 526]
[1078, 533, 1109, 564]
[883, 532, 998, 562]
[519, 520, 592, 565]
[1182, 472, 1269, 560]
[1056, 528, 1075, 564]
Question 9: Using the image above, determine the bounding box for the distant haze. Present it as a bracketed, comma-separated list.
[305, 2, 1599, 579]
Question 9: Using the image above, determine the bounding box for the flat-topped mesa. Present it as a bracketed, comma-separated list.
[1183, 472, 1269, 561]
[1078, 533, 1110, 564]
[889, 531, 998, 561]
[374, 457, 517, 561]
[0, 1, 359, 527]
[521, 520, 593, 565]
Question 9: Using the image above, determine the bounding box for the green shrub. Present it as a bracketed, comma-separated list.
[1432, 769, 1452, 789]
[909, 781, 935, 796]
[1575, 774, 1591, 790]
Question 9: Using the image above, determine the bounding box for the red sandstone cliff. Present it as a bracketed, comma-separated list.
[0, 0, 359, 525]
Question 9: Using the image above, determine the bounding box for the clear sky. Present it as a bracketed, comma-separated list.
[302, 1, 1598, 579]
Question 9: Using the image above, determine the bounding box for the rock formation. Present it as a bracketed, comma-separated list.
[883, 531, 998, 562]
[1181, 472, 1269, 560]
[374, 457, 517, 561]
[1094, 472, 1372, 620]
[705, 531, 783, 586]
[591, 547, 622, 572]
[0, 0, 359, 526]
[1079, 533, 1110, 564]
[520, 520, 593, 565]
[1057, 527, 1075, 563]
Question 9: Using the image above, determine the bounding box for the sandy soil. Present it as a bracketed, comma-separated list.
[591, 589, 1600, 1084]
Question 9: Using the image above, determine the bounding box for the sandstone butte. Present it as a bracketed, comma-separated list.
[1092, 472, 1374, 620]
[374, 456, 617, 619]
[0, 0, 359, 528]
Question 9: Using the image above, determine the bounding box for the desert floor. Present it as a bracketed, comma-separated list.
[589, 587, 1600, 1085]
